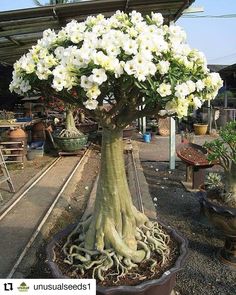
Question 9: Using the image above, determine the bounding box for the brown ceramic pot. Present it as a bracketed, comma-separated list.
[198, 191, 236, 269]
[46, 221, 188, 295]
[8, 128, 26, 139]
[8, 128, 27, 157]
[193, 124, 208, 135]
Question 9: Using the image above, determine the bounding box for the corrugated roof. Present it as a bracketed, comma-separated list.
[0, 0, 194, 64]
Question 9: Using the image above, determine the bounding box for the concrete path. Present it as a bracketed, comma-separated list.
[0, 156, 80, 277]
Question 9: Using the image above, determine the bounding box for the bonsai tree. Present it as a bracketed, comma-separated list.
[10, 11, 222, 281]
[204, 121, 236, 208]
[47, 98, 83, 138]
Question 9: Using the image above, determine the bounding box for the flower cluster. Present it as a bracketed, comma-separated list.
[10, 10, 223, 117]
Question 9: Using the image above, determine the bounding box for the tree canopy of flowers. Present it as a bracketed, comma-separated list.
[10, 11, 222, 123]
[10, 11, 223, 282]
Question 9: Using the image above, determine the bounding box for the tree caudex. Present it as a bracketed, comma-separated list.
[59, 107, 82, 138]
[204, 121, 236, 207]
[10, 11, 222, 281]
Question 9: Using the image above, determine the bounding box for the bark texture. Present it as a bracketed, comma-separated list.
[59, 109, 82, 137]
[63, 129, 170, 281]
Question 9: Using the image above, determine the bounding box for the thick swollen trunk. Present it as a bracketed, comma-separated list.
[84, 128, 148, 262]
[59, 109, 82, 137]
[63, 129, 170, 280]
[66, 109, 76, 130]
[225, 162, 236, 203]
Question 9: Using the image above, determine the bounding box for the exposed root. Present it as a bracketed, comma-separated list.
[59, 127, 83, 138]
[63, 216, 170, 281]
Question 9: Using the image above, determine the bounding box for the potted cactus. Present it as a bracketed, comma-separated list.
[10, 10, 222, 292]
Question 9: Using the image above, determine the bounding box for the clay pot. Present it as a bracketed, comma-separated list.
[193, 124, 208, 135]
[8, 128, 27, 157]
[158, 118, 170, 136]
[198, 191, 236, 269]
[46, 222, 188, 295]
[8, 128, 26, 139]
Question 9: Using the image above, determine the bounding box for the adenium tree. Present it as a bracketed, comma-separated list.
[46, 98, 83, 138]
[10, 11, 222, 281]
[204, 121, 236, 208]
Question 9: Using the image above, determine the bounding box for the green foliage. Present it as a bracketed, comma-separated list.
[204, 121, 236, 170]
[205, 173, 223, 190]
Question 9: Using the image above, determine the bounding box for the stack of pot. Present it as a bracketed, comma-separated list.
[8, 128, 27, 160]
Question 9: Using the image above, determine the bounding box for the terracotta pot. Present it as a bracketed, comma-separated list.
[198, 191, 236, 268]
[8, 128, 26, 139]
[8, 128, 27, 158]
[46, 221, 188, 295]
[158, 118, 170, 136]
[193, 124, 208, 135]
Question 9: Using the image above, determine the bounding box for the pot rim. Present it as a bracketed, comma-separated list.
[52, 134, 88, 140]
[197, 191, 236, 216]
[46, 219, 188, 293]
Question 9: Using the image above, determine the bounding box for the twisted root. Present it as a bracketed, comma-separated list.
[59, 127, 83, 138]
[63, 216, 170, 281]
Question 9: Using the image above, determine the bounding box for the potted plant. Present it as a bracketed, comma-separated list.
[10, 10, 222, 292]
[200, 121, 236, 268]
[52, 105, 88, 152]
[193, 118, 208, 135]
[46, 98, 88, 152]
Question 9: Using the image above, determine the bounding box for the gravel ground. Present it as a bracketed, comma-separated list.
[141, 160, 236, 295]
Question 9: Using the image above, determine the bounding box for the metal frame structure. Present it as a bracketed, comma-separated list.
[0, 0, 194, 64]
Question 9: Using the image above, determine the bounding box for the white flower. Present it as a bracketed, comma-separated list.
[157, 83, 172, 97]
[106, 44, 121, 56]
[168, 25, 186, 42]
[151, 12, 164, 26]
[186, 80, 196, 93]
[38, 29, 57, 48]
[36, 63, 52, 80]
[192, 96, 202, 109]
[53, 65, 67, 78]
[80, 75, 93, 89]
[19, 54, 35, 74]
[175, 83, 190, 99]
[124, 60, 136, 75]
[123, 39, 138, 55]
[196, 80, 205, 91]
[89, 68, 107, 85]
[130, 11, 143, 24]
[52, 77, 66, 91]
[86, 85, 101, 99]
[157, 61, 170, 75]
[84, 99, 99, 110]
